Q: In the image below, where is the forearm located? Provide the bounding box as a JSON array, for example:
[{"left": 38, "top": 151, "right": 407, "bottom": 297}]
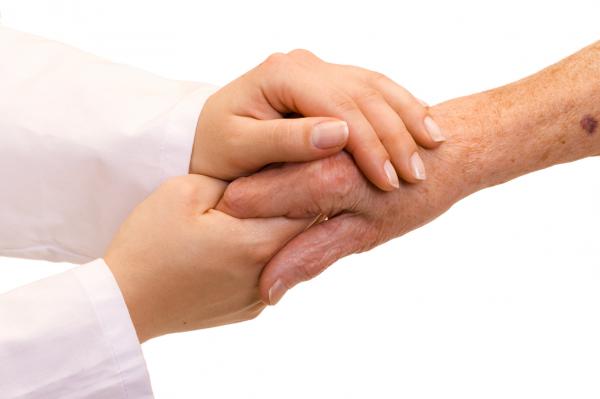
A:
[
  {"left": 0, "top": 27, "right": 213, "bottom": 263},
  {"left": 0, "top": 260, "right": 153, "bottom": 397},
  {"left": 432, "top": 41, "right": 600, "bottom": 196},
  {"left": 216, "top": 41, "right": 600, "bottom": 300}
]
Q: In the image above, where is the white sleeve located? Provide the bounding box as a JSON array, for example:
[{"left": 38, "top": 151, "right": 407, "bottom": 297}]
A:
[
  {"left": 0, "top": 26, "right": 217, "bottom": 263},
  {"left": 0, "top": 259, "right": 153, "bottom": 398}
]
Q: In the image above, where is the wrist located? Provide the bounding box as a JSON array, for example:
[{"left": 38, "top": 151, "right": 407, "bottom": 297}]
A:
[
  {"left": 104, "top": 256, "right": 155, "bottom": 343},
  {"left": 428, "top": 93, "right": 492, "bottom": 200},
  {"left": 431, "top": 43, "right": 600, "bottom": 198}
]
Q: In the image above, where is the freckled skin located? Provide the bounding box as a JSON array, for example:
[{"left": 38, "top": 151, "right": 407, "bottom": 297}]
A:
[{"left": 580, "top": 115, "right": 598, "bottom": 135}]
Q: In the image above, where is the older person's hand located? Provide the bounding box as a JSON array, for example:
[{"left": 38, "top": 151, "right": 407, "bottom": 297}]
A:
[
  {"left": 217, "top": 40, "right": 600, "bottom": 304},
  {"left": 217, "top": 105, "right": 470, "bottom": 304}
]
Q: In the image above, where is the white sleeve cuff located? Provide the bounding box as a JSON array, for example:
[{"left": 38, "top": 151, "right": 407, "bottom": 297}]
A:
[
  {"left": 73, "top": 259, "right": 154, "bottom": 399},
  {"left": 159, "top": 82, "right": 219, "bottom": 180},
  {"left": 0, "top": 259, "right": 154, "bottom": 398}
]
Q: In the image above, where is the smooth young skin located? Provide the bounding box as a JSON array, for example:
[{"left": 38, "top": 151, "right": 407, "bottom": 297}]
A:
[
  {"left": 191, "top": 49, "right": 445, "bottom": 189},
  {"left": 218, "top": 41, "right": 600, "bottom": 304},
  {"left": 104, "top": 175, "right": 310, "bottom": 342}
]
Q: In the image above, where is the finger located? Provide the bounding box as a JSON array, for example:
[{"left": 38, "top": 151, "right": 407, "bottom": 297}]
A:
[
  {"left": 355, "top": 93, "right": 426, "bottom": 183},
  {"left": 210, "top": 213, "right": 313, "bottom": 265},
  {"left": 368, "top": 74, "right": 446, "bottom": 148},
  {"left": 341, "top": 105, "right": 400, "bottom": 191},
  {"left": 216, "top": 152, "right": 366, "bottom": 219},
  {"left": 258, "top": 213, "right": 373, "bottom": 305},
  {"left": 243, "top": 216, "right": 312, "bottom": 248},
  {"left": 228, "top": 116, "right": 349, "bottom": 175},
  {"left": 204, "top": 211, "right": 312, "bottom": 276},
  {"left": 257, "top": 60, "right": 399, "bottom": 190}
]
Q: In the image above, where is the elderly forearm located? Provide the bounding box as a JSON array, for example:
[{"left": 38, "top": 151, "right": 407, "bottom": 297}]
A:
[{"left": 432, "top": 41, "right": 600, "bottom": 195}]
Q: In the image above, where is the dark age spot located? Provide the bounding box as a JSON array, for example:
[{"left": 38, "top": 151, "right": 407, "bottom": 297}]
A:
[{"left": 580, "top": 114, "right": 598, "bottom": 135}]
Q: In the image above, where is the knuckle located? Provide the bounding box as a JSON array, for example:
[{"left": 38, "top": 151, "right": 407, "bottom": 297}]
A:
[
  {"left": 161, "top": 176, "right": 199, "bottom": 199},
  {"left": 355, "top": 87, "right": 384, "bottom": 105},
  {"left": 367, "top": 71, "right": 390, "bottom": 86},
  {"left": 288, "top": 48, "right": 316, "bottom": 60},
  {"left": 220, "top": 178, "right": 251, "bottom": 215},
  {"left": 262, "top": 52, "right": 290, "bottom": 71},
  {"left": 297, "top": 262, "right": 316, "bottom": 282},
  {"left": 330, "top": 92, "right": 359, "bottom": 114},
  {"left": 296, "top": 257, "right": 327, "bottom": 282},
  {"left": 307, "top": 153, "right": 359, "bottom": 214}
]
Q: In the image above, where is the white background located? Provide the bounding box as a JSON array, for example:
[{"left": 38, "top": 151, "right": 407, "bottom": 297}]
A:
[{"left": 1, "top": 1, "right": 600, "bottom": 398}]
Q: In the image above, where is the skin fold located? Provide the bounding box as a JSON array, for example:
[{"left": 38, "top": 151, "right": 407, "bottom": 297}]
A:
[
  {"left": 218, "top": 41, "right": 600, "bottom": 305},
  {"left": 105, "top": 50, "right": 434, "bottom": 340},
  {"left": 191, "top": 49, "right": 443, "bottom": 189},
  {"left": 106, "top": 41, "right": 599, "bottom": 338},
  {"left": 105, "top": 175, "right": 311, "bottom": 342}
]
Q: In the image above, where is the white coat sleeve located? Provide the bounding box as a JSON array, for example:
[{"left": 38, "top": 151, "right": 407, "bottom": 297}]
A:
[
  {"left": 0, "top": 26, "right": 217, "bottom": 263},
  {"left": 0, "top": 259, "right": 153, "bottom": 398}
]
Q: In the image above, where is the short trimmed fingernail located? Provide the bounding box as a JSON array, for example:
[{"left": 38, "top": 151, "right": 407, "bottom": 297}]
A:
[
  {"left": 268, "top": 279, "right": 288, "bottom": 305},
  {"left": 417, "top": 98, "right": 429, "bottom": 107},
  {"left": 384, "top": 160, "right": 400, "bottom": 188},
  {"left": 311, "top": 120, "right": 349, "bottom": 149},
  {"left": 424, "top": 116, "right": 446, "bottom": 142},
  {"left": 410, "top": 152, "right": 427, "bottom": 180}
]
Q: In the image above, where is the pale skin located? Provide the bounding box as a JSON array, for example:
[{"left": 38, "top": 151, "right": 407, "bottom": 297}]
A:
[
  {"left": 218, "top": 41, "right": 600, "bottom": 305},
  {"left": 191, "top": 49, "right": 444, "bottom": 188},
  {"left": 106, "top": 41, "right": 599, "bottom": 340},
  {"left": 105, "top": 51, "right": 431, "bottom": 341},
  {"left": 105, "top": 175, "right": 311, "bottom": 342}
]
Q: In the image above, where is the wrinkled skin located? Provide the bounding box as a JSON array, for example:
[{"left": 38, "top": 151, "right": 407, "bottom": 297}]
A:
[
  {"left": 217, "top": 118, "right": 471, "bottom": 304},
  {"left": 221, "top": 41, "right": 600, "bottom": 305}
]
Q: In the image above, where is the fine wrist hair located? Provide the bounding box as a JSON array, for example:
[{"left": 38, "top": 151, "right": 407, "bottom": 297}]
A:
[{"left": 430, "top": 40, "right": 600, "bottom": 196}]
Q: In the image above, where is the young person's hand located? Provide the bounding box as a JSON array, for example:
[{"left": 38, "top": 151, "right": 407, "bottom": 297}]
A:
[
  {"left": 191, "top": 49, "right": 445, "bottom": 189},
  {"left": 104, "top": 175, "right": 310, "bottom": 342}
]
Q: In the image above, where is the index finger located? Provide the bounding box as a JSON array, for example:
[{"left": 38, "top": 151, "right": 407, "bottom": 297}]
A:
[
  {"left": 216, "top": 152, "right": 369, "bottom": 219},
  {"left": 256, "top": 54, "right": 399, "bottom": 191}
]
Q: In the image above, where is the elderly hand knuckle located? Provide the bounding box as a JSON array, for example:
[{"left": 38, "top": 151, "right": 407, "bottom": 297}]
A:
[{"left": 221, "top": 180, "right": 249, "bottom": 214}]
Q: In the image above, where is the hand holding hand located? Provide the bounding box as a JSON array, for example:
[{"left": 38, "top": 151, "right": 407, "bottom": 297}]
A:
[
  {"left": 217, "top": 102, "right": 477, "bottom": 304},
  {"left": 104, "top": 175, "right": 310, "bottom": 342},
  {"left": 191, "top": 49, "right": 444, "bottom": 189}
]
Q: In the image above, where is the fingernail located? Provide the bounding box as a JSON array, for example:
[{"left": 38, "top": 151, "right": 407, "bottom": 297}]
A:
[
  {"left": 311, "top": 120, "right": 349, "bottom": 149},
  {"left": 384, "top": 160, "right": 400, "bottom": 188},
  {"left": 417, "top": 98, "right": 429, "bottom": 107},
  {"left": 410, "top": 152, "right": 427, "bottom": 180},
  {"left": 424, "top": 116, "right": 446, "bottom": 142},
  {"left": 268, "top": 279, "right": 288, "bottom": 305}
]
